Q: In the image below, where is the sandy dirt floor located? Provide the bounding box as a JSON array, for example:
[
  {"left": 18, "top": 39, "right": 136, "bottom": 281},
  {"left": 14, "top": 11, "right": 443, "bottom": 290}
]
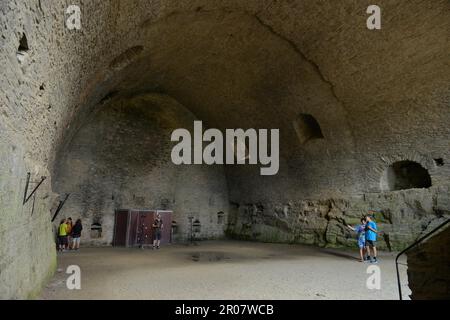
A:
[{"left": 40, "top": 240, "right": 411, "bottom": 300}]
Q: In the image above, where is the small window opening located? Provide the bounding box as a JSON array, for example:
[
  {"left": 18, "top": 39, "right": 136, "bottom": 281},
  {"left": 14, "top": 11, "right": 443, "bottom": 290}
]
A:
[
  {"left": 90, "top": 223, "right": 102, "bottom": 239},
  {"left": 293, "top": 113, "right": 324, "bottom": 145},
  {"left": 16, "top": 33, "right": 29, "bottom": 63},
  {"left": 217, "top": 212, "right": 225, "bottom": 225},
  {"left": 434, "top": 158, "right": 444, "bottom": 167},
  {"left": 171, "top": 220, "right": 178, "bottom": 234},
  {"left": 193, "top": 219, "right": 201, "bottom": 233},
  {"left": 18, "top": 33, "right": 29, "bottom": 52}
]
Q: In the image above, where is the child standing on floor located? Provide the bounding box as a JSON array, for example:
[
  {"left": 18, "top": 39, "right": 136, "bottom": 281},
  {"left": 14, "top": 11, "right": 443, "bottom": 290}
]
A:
[
  {"left": 365, "top": 214, "right": 379, "bottom": 263},
  {"left": 58, "top": 218, "right": 69, "bottom": 252},
  {"left": 347, "top": 218, "right": 367, "bottom": 262}
]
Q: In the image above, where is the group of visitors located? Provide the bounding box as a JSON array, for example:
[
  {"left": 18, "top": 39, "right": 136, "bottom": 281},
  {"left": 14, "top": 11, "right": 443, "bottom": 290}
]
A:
[
  {"left": 347, "top": 212, "right": 379, "bottom": 263},
  {"left": 57, "top": 217, "right": 83, "bottom": 252},
  {"left": 57, "top": 214, "right": 161, "bottom": 252}
]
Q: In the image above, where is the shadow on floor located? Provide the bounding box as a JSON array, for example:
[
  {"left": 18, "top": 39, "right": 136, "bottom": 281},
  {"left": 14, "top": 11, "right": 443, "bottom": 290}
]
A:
[{"left": 319, "top": 249, "right": 360, "bottom": 261}]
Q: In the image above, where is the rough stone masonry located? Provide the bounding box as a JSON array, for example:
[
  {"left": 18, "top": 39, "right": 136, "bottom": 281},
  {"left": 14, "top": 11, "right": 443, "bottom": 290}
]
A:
[{"left": 0, "top": 0, "right": 449, "bottom": 299}]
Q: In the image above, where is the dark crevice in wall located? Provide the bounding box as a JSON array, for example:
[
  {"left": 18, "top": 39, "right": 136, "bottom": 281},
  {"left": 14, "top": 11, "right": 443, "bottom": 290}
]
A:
[
  {"left": 293, "top": 113, "right": 324, "bottom": 145},
  {"left": 434, "top": 158, "right": 444, "bottom": 166},
  {"left": 99, "top": 90, "right": 119, "bottom": 104},
  {"left": 16, "top": 33, "right": 29, "bottom": 63},
  {"left": 38, "top": 0, "right": 44, "bottom": 14},
  {"left": 18, "top": 33, "right": 29, "bottom": 52}
]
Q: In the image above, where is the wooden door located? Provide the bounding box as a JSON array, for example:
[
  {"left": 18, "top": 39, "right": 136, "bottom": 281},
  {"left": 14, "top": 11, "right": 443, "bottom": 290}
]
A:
[
  {"left": 136, "top": 210, "right": 156, "bottom": 247},
  {"left": 127, "top": 210, "right": 140, "bottom": 247},
  {"left": 157, "top": 210, "right": 172, "bottom": 244},
  {"left": 113, "top": 209, "right": 173, "bottom": 247},
  {"left": 113, "top": 210, "right": 129, "bottom": 247}
]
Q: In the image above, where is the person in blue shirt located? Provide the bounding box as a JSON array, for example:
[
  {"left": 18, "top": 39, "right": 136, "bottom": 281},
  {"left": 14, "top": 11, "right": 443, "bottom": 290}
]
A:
[
  {"left": 365, "top": 214, "right": 379, "bottom": 263},
  {"left": 347, "top": 218, "right": 367, "bottom": 262}
]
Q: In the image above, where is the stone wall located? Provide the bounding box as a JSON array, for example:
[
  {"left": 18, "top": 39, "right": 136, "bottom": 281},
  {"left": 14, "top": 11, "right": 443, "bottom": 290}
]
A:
[
  {"left": 0, "top": 137, "right": 57, "bottom": 299},
  {"left": 227, "top": 187, "right": 450, "bottom": 250},
  {"left": 1, "top": 0, "right": 449, "bottom": 299},
  {"left": 0, "top": 0, "right": 61, "bottom": 299},
  {"left": 53, "top": 93, "right": 229, "bottom": 244}
]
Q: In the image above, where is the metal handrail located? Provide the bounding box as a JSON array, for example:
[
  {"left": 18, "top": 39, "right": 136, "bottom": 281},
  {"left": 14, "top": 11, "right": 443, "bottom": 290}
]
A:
[{"left": 395, "top": 218, "right": 450, "bottom": 300}]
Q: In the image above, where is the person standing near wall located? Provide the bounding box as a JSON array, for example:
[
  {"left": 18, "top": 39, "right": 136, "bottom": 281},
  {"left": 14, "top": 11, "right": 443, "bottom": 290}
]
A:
[
  {"left": 347, "top": 218, "right": 367, "bottom": 262},
  {"left": 365, "top": 214, "right": 379, "bottom": 263},
  {"left": 152, "top": 213, "right": 163, "bottom": 250},
  {"left": 66, "top": 217, "right": 73, "bottom": 250},
  {"left": 58, "top": 218, "right": 69, "bottom": 252},
  {"left": 71, "top": 219, "right": 83, "bottom": 250}
]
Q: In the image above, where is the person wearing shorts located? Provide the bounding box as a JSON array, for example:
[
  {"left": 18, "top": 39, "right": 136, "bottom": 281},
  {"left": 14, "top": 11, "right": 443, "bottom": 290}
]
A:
[
  {"left": 365, "top": 213, "right": 379, "bottom": 263},
  {"left": 347, "top": 218, "right": 367, "bottom": 262},
  {"left": 152, "top": 214, "right": 163, "bottom": 250},
  {"left": 58, "top": 218, "right": 68, "bottom": 252},
  {"left": 71, "top": 219, "right": 83, "bottom": 250}
]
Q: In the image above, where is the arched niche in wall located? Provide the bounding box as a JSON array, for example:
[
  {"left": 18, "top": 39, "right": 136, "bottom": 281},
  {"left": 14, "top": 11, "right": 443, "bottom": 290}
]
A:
[
  {"left": 293, "top": 113, "right": 324, "bottom": 145},
  {"left": 380, "top": 160, "right": 432, "bottom": 191}
]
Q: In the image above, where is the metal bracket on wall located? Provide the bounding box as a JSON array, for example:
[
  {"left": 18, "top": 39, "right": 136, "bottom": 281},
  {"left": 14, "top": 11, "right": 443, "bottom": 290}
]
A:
[
  {"left": 51, "top": 193, "right": 70, "bottom": 222},
  {"left": 30, "top": 192, "right": 36, "bottom": 216},
  {"left": 23, "top": 172, "right": 47, "bottom": 205}
]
